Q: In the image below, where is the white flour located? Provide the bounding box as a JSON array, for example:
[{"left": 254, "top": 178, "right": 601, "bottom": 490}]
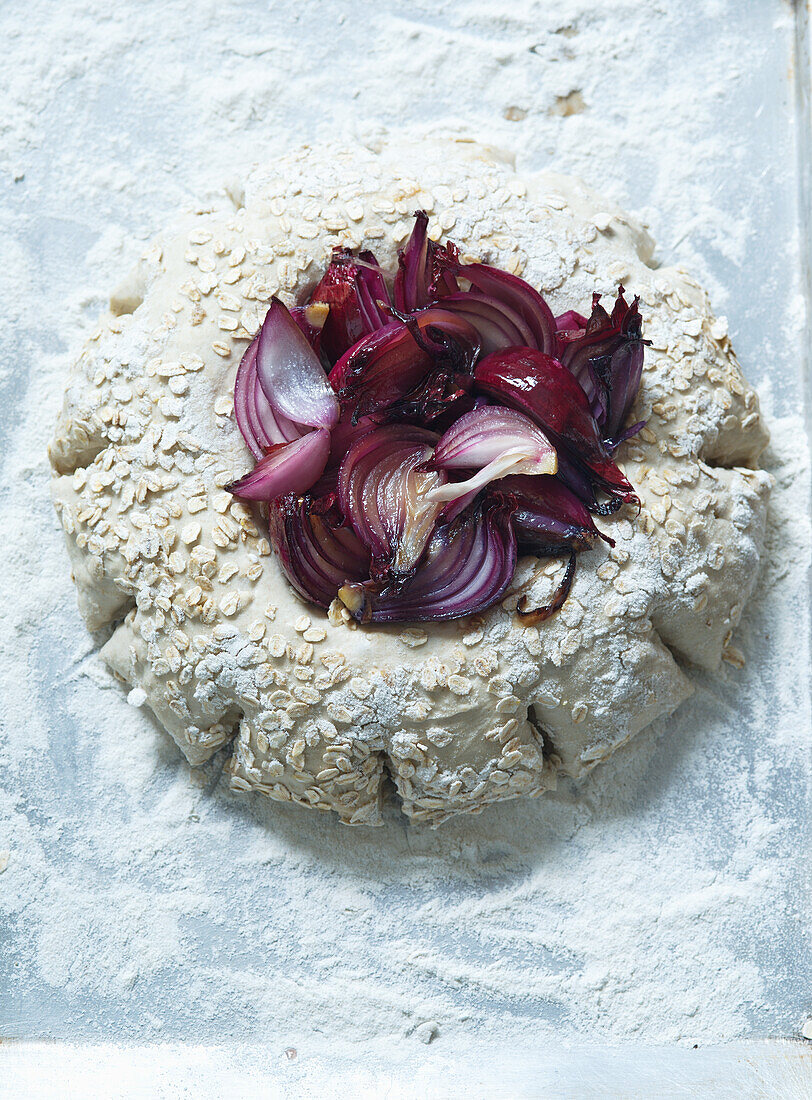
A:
[{"left": 0, "top": 0, "right": 809, "bottom": 1055}]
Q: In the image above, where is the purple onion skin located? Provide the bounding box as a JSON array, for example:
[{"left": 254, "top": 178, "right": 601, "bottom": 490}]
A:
[
  {"left": 226, "top": 429, "right": 330, "bottom": 502},
  {"left": 555, "top": 309, "right": 588, "bottom": 334},
  {"left": 256, "top": 297, "right": 339, "bottom": 430},
  {"left": 233, "top": 339, "right": 263, "bottom": 459},
  {"left": 605, "top": 339, "right": 644, "bottom": 443},
  {"left": 474, "top": 348, "right": 636, "bottom": 503},
  {"left": 329, "top": 312, "right": 479, "bottom": 423}
]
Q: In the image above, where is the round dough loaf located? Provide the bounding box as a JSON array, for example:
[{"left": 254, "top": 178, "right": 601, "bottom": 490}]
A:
[{"left": 49, "top": 138, "right": 771, "bottom": 826}]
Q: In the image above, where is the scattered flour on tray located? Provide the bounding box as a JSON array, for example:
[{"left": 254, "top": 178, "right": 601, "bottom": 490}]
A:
[{"left": 0, "top": 0, "right": 809, "bottom": 1052}]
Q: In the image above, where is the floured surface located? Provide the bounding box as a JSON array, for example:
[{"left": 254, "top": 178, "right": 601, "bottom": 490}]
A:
[{"left": 0, "top": 0, "right": 809, "bottom": 1058}]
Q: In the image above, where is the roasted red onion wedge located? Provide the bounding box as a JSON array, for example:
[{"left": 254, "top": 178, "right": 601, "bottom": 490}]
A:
[
  {"left": 427, "top": 290, "right": 535, "bottom": 356},
  {"left": 426, "top": 406, "right": 557, "bottom": 503},
  {"left": 329, "top": 321, "right": 431, "bottom": 416},
  {"left": 233, "top": 338, "right": 264, "bottom": 460},
  {"left": 338, "top": 424, "right": 446, "bottom": 578},
  {"left": 310, "top": 248, "right": 390, "bottom": 362},
  {"left": 447, "top": 259, "right": 557, "bottom": 355},
  {"left": 399, "top": 307, "right": 481, "bottom": 373},
  {"left": 234, "top": 337, "right": 304, "bottom": 459},
  {"left": 328, "top": 412, "right": 384, "bottom": 468},
  {"left": 496, "top": 475, "right": 613, "bottom": 553},
  {"left": 226, "top": 429, "right": 330, "bottom": 501},
  {"left": 555, "top": 309, "right": 589, "bottom": 337},
  {"left": 354, "top": 251, "right": 391, "bottom": 329},
  {"left": 257, "top": 297, "right": 339, "bottom": 429},
  {"left": 393, "top": 210, "right": 459, "bottom": 312},
  {"left": 474, "top": 348, "right": 636, "bottom": 503},
  {"left": 268, "top": 494, "right": 370, "bottom": 608},
  {"left": 559, "top": 287, "right": 645, "bottom": 443},
  {"left": 338, "top": 504, "right": 517, "bottom": 623},
  {"left": 251, "top": 367, "right": 303, "bottom": 446},
  {"left": 329, "top": 311, "right": 479, "bottom": 421}
]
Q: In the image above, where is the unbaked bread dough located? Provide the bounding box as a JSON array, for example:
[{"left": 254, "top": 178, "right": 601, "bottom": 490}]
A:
[{"left": 49, "top": 138, "right": 771, "bottom": 826}]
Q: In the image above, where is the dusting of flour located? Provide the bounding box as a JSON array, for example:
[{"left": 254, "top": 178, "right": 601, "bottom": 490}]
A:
[{"left": 0, "top": 0, "right": 809, "bottom": 1055}]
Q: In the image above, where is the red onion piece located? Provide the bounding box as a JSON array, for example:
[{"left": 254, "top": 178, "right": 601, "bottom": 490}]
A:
[
  {"left": 495, "top": 474, "right": 613, "bottom": 553},
  {"left": 474, "top": 348, "right": 636, "bottom": 502},
  {"left": 269, "top": 495, "right": 370, "bottom": 608},
  {"left": 338, "top": 424, "right": 446, "bottom": 578},
  {"left": 447, "top": 260, "right": 557, "bottom": 355},
  {"left": 329, "top": 310, "right": 479, "bottom": 421},
  {"left": 355, "top": 251, "right": 391, "bottom": 331},
  {"left": 328, "top": 412, "right": 384, "bottom": 468},
  {"left": 310, "top": 249, "right": 391, "bottom": 363},
  {"left": 227, "top": 429, "right": 330, "bottom": 501},
  {"left": 559, "top": 287, "right": 645, "bottom": 441},
  {"left": 338, "top": 504, "right": 517, "bottom": 623},
  {"left": 400, "top": 307, "right": 481, "bottom": 373},
  {"left": 438, "top": 484, "right": 482, "bottom": 524},
  {"left": 251, "top": 368, "right": 303, "bottom": 446},
  {"left": 426, "top": 406, "right": 557, "bottom": 503},
  {"left": 428, "top": 290, "right": 535, "bottom": 355},
  {"left": 329, "top": 321, "right": 430, "bottom": 413},
  {"left": 234, "top": 337, "right": 304, "bottom": 459},
  {"left": 393, "top": 211, "right": 459, "bottom": 312},
  {"left": 233, "top": 339, "right": 264, "bottom": 460},
  {"left": 257, "top": 297, "right": 339, "bottom": 429},
  {"left": 290, "top": 302, "right": 329, "bottom": 357},
  {"left": 555, "top": 309, "right": 588, "bottom": 334}
]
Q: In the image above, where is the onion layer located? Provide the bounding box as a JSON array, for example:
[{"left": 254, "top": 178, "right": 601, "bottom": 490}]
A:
[
  {"left": 339, "top": 505, "right": 517, "bottom": 622},
  {"left": 234, "top": 337, "right": 304, "bottom": 459},
  {"left": 268, "top": 494, "right": 370, "bottom": 608},
  {"left": 257, "top": 297, "right": 339, "bottom": 429},
  {"left": 226, "top": 429, "right": 330, "bottom": 501},
  {"left": 495, "top": 475, "right": 613, "bottom": 554},
  {"left": 559, "top": 287, "right": 645, "bottom": 443},
  {"left": 338, "top": 424, "right": 446, "bottom": 578},
  {"left": 448, "top": 259, "right": 557, "bottom": 355},
  {"left": 329, "top": 310, "right": 480, "bottom": 423},
  {"left": 310, "top": 248, "right": 391, "bottom": 363},
  {"left": 393, "top": 211, "right": 459, "bottom": 312}
]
